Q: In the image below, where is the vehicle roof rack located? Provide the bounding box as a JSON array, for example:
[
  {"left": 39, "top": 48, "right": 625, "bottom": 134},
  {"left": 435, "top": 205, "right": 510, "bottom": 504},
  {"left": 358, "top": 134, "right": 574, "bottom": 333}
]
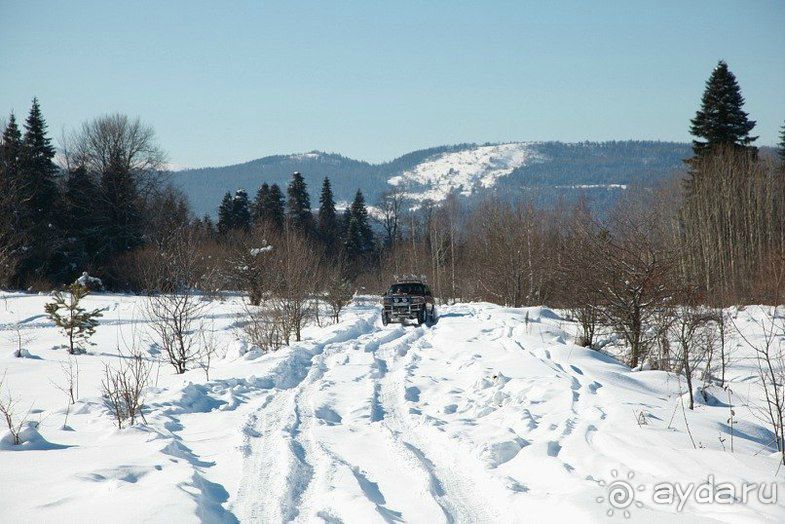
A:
[{"left": 393, "top": 274, "right": 427, "bottom": 284}]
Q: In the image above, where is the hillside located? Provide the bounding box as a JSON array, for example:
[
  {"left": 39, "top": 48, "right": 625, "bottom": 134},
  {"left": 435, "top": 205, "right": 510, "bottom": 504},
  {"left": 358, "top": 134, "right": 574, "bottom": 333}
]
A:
[
  {"left": 171, "top": 141, "right": 691, "bottom": 217},
  {"left": 1, "top": 294, "right": 782, "bottom": 522}
]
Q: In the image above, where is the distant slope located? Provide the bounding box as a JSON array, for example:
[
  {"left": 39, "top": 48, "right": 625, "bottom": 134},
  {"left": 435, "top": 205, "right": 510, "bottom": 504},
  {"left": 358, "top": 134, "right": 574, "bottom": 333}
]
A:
[{"left": 171, "top": 141, "right": 691, "bottom": 217}]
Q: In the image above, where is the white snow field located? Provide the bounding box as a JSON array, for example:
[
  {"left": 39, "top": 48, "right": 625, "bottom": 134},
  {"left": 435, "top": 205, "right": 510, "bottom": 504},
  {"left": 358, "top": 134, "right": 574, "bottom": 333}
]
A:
[
  {"left": 1, "top": 293, "right": 784, "bottom": 523},
  {"left": 387, "top": 143, "right": 541, "bottom": 203}
]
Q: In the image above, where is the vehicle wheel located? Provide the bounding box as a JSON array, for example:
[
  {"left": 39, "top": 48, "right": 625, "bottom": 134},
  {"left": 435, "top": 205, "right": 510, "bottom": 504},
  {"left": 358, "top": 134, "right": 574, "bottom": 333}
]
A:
[
  {"left": 417, "top": 309, "right": 425, "bottom": 326},
  {"left": 426, "top": 307, "right": 436, "bottom": 326},
  {"left": 381, "top": 312, "right": 389, "bottom": 326}
]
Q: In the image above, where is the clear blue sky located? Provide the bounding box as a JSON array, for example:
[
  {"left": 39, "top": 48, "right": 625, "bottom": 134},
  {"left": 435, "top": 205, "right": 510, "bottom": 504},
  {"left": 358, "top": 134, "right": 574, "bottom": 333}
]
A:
[{"left": 2, "top": 1, "right": 784, "bottom": 168}]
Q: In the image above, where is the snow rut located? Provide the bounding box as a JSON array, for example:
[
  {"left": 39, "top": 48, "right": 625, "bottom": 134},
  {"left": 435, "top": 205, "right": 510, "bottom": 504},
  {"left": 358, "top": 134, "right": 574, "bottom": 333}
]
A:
[{"left": 233, "top": 303, "right": 621, "bottom": 523}]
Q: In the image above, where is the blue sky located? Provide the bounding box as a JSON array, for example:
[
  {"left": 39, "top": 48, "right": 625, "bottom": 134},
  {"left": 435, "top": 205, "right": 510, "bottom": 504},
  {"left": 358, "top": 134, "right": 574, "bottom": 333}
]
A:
[{"left": 2, "top": 1, "right": 784, "bottom": 168}]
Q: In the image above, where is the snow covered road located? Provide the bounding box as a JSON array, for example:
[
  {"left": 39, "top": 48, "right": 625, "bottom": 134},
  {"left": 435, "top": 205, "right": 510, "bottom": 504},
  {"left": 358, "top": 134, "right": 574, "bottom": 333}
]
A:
[{"left": 1, "top": 295, "right": 784, "bottom": 523}]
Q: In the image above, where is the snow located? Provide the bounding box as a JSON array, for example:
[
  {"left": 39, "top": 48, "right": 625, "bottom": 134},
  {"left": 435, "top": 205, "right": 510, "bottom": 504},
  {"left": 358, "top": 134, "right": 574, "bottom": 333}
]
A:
[
  {"left": 1, "top": 294, "right": 784, "bottom": 522},
  {"left": 388, "top": 143, "right": 542, "bottom": 203},
  {"left": 553, "top": 184, "right": 628, "bottom": 190}
]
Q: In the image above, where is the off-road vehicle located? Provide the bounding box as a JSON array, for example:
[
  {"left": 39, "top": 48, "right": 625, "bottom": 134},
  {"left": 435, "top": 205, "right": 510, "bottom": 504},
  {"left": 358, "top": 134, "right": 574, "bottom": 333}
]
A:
[{"left": 381, "top": 275, "right": 436, "bottom": 326}]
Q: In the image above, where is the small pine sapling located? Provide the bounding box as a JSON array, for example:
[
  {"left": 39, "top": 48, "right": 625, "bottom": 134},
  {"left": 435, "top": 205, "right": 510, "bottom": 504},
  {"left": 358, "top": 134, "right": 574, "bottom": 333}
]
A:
[{"left": 45, "top": 283, "right": 103, "bottom": 355}]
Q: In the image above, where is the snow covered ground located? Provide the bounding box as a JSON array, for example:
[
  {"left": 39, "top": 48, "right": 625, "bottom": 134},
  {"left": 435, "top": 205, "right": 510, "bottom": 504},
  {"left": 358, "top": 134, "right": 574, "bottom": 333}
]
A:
[{"left": 1, "top": 293, "right": 783, "bottom": 523}]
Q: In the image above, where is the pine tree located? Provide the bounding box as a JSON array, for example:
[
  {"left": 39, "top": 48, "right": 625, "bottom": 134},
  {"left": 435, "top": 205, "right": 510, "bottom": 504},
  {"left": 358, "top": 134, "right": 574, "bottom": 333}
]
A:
[
  {"left": 62, "top": 166, "right": 103, "bottom": 275},
  {"left": 286, "top": 171, "right": 314, "bottom": 233},
  {"left": 217, "top": 192, "right": 234, "bottom": 234},
  {"left": 690, "top": 61, "right": 757, "bottom": 159},
  {"left": 18, "top": 99, "right": 63, "bottom": 284},
  {"left": 21, "top": 98, "right": 60, "bottom": 218},
  {"left": 45, "top": 283, "right": 103, "bottom": 355},
  {"left": 349, "top": 189, "right": 374, "bottom": 253},
  {"left": 252, "top": 183, "right": 270, "bottom": 223},
  {"left": 217, "top": 189, "right": 251, "bottom": 233},
  {"left": 343, "top": 189, "right": 374, "bottom": 262},
  {"left": 779, "top": 120, "right": 785, "bottom": 163},
  {"left": 232, "top": 189, "right": 251, "bottom": 231},
  {"left": 99, "top": 163, "right": 142, "bottom": 259},
  {"left": 343, "top": 216, "right": 364, "bottom": 261},
  {"left": 1, "top": 115, "right": 24, "bottom": 287},
  {"left": 265, "top": 183, "right": 286, "bottom": 231},
  {"left": 1, "top": 114, "right": 23, "bottom": 232},
  {"left": 318, "top": 177, "right": 339, "bottom": 254}
]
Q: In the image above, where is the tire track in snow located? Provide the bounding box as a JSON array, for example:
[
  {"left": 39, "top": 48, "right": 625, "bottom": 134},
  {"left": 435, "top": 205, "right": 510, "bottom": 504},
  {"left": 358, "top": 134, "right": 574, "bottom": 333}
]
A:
[
  {"left": 233, "top": 317, "right": 422, "bottom": 522},
  {"left": 375, "top": 319, "right": 504, "bottom": 523}
]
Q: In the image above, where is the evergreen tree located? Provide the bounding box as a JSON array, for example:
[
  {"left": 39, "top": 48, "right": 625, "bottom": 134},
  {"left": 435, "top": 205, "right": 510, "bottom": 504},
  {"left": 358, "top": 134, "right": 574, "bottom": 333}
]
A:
[
  {"left": 231, "top": 189, "right": 251, "bottom": 231},
  {"left": 217, "top": 192, "right": 234, "bottom": 234},
  {"left": 779, "top": 120, "right": 785, "bottom": 163},
  {"left": 349, "top": 189, "right": 374, "bottom": 253},
  {"left": 1, "top": 113, "right": 23, "bottom": 182},
  {"left": 343, "top": 216, "right": 364, "bottom": 261},
  {"left": 21, "top": 98, "right": 60, "bottom": 219},
  {"left": 318, "top": 177, "right": 339, "bottom": 254},
  {"left": 62, "top": 166, "right": 103, "bottom": 277},
  {"left": 44, "top": 283, "right": 103, "bottom": 355},
  {"left": 1, "top": 114, "right": 23, "bottom": 232},
  {"left": 0, "top": 115, "right": 24, "bottom": 287},
  {"left": 217, "top": 189, "right": 251, "bottom": 233},
  {"left": 343, "top": 189, "right": 374, "bottom": 260},
  {"left": 99, "top": 163, "right": 142, "bottom": 259},
  {"left": 265, "top": 183, "right": 286, "bottom": 231},
  {"left": 286, "top": 171, "right": 314, "bottom": 232},
  {"left": 689, "top": 61, "right": 757, "bottom": 159},
  {"left": 18, "top": 99, "right": 63, "bottom": 283},
  {"left": 252, "top": 183, "right": 270, "bottom": 223}
]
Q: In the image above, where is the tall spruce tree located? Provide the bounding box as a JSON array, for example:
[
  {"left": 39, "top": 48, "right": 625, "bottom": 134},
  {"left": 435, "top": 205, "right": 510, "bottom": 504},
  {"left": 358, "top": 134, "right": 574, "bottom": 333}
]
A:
[
  {"left": 19, "top": 99, "right": 62, "bottom": 283},
  {"left": 1, "top": 114, "right": 23, "bottom": 231},
  {"left": 217, "top": 192, "right": 234, "bottom": 234},
  {"left": 1, "top": 115, "right": 24, "bottom": 287},
  {"left": 252, "top": 183, "right": 270, "bottom": 223},
  {"left": 62, "top": 166, "right": 103, "bottom": 273},
  {"left": 217, "top": 189, "right": 251, "bottom": 233},
  {"left": 265, "top": 183, "right": 286, "bottom": 231},
  {"left": 232, "top": 189, "right": 251, "bottom": 231},
  {"left": 779, "top": 121, "right": 785, "bottom": 163},
  {"left": 690, "top": 61, "right": 757, "bottom": 159},
  {"left": 21, "top": 98, "right": 60, "bottom": 219},
  {"left": 286, "top": 171, "right": 314, "bottom": 233},
  {"left": 99, "top": 162, "right": 142, "bottom": 259},
  {"left": 318, "top": 177, "right": 339, "bottom": 254},
  {"left": 344, "top": 189, "right": 374, "bottom": 258}
]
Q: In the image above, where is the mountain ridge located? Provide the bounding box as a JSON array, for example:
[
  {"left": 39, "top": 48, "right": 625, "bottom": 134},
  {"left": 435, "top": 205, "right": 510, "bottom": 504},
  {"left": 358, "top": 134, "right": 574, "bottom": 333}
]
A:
[{"left": 170, "top": 140, "right": 693, "bottom": 217}]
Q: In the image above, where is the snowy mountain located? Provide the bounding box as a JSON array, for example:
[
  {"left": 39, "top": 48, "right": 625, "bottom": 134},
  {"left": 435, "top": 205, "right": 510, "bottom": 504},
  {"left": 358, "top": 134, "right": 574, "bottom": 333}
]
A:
[
  {"left": 170, "top": 141, "right": 691, "bottom": 217},
  {"left": 1, "top": 294, "right": 782, "bottom": 522},
  {"left": 388, "top": 142, "right": 543, "bottom": 202}
]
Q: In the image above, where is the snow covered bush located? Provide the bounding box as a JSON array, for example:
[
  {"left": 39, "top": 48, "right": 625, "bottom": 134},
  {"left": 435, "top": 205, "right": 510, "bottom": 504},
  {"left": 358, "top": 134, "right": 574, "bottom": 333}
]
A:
[
  {"left": 44, "top": 283, "right": 103, "bottom": 355},
  {"left": 75, "top": 271, "right": 103, "bottom": 291}
]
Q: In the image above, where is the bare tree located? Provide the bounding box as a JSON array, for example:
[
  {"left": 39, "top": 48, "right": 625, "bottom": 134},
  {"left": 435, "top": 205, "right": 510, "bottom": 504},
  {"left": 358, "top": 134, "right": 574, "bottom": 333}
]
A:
[
  {"left": 323, "top": 260, "right": 354, "bottom": 323},
  {"left": 242, "top": 304, "right": 285, "bottom": 353},
  {"left": 50, "top": 356, "right": 80, "bottom": 428},
  {"left": 667, "top": 304, "right": 713, "bottom": 410},
  {"left": 64, "top": 113, "right": 166, "bottom": 190},
  {"left": 266, "top": 227, "right": 323, "bottom": 343},
  {"left": 377, "top": 188, "right": 405, "bottom": 247},
  {"left": 583, "top": 204, "right": 675, "bottom": 368},
  {"left": 101, "top": 352, "right": 151, "bottom": 429},
  {"left": 144, "top": 232, "right": 207, "bottom": 374},
  {"left": 0, "top": 372, "right": 32, "bottom": 445}
]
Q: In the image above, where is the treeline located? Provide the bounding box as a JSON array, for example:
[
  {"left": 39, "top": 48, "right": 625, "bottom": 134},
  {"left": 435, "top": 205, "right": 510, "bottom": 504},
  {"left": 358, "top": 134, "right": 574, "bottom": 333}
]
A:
[{"left": 0, "top": 100, "right": 188, "bottom": 289}]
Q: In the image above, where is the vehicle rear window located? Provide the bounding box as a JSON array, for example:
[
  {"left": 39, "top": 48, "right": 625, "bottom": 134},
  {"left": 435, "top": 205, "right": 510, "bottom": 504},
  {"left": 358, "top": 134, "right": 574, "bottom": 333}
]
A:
[{"left": 390, "top": 283, "right": 427, "bottom": 295}]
